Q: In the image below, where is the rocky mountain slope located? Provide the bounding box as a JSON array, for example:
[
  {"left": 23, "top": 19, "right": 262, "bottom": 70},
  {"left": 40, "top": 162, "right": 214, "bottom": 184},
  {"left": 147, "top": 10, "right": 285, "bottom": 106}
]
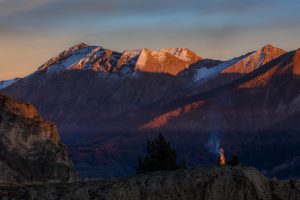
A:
[
  {"left": 139, "top": 49, "right": 300, "bottom": 178},
  {"left": 0, "top": 93, "right": 77, "bottom": 183},
  {"left": 36, "top": 43, "right": 201, "bottom": 76},
  {"left": 180, "top": 44, "right": 286, "bottom": 95},
  {"left": 2, "top": 44, "right": 283, "bottom": 134},
  {"left": 0, "top": 78, "right": 20, "bottom": 90},
  {"left": 134, "top": 48, "right": 201, "bottom": 75},
  {"left": 1, "top": 44, "right": 204, "bottom": 135},
  {"left": 222, "top": 44, "right": 286, "bottom": 74},
  {"left": 1, "top": 44, "right": 299, "bottom": 179},
  {"left": 0, "top": 166, "right": 298, "bottom": 200},
  {"left": 145, "top": 49, "right": 300, "bottom": 132}
]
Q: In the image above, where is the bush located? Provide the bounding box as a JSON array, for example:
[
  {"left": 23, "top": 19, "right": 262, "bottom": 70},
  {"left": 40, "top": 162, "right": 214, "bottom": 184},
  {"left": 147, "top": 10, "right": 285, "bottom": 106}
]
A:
[{"left": 136, "top": 133, "right": 185, "bottom": 174}]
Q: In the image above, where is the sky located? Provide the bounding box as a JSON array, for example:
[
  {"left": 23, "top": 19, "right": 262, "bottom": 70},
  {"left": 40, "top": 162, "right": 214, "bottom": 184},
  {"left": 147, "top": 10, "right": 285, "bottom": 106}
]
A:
[{"left": 0, "top": 0, "right": 300, "bottom": 80}]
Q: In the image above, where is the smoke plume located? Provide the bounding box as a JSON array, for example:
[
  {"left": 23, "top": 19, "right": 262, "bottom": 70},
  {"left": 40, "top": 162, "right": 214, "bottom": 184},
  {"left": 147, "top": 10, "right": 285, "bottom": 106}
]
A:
[{"left": 206, "top": 131, "right": 220, "bottom": 156}]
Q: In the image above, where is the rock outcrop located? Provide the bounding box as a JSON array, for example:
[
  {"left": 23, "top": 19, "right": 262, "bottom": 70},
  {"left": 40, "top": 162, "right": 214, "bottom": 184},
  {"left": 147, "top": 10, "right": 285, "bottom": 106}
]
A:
[
  {"left": 0, "top": 167, "right": 298, "bottom": 200},
  {"left": 0, "top": 93, "right": 77, "bottom": 183},
  {"left": 135, "top": 48, "right": 201, "bottom": 75}
]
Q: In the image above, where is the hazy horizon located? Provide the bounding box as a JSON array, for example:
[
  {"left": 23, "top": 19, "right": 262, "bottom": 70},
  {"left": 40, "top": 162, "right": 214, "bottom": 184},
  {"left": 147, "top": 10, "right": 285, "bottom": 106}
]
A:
[{"left": 1, "top": 0, "right": 300, "bottom": 80}]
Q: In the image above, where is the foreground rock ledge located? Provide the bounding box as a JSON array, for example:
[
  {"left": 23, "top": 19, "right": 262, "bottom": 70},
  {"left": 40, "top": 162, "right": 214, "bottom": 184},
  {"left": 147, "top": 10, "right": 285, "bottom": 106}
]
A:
[
  {"left": 0, "top": 93, "right": 77, "bottom": 183},
  {"left": 0, "top": 166, "right": 299, "bottom": 200}
]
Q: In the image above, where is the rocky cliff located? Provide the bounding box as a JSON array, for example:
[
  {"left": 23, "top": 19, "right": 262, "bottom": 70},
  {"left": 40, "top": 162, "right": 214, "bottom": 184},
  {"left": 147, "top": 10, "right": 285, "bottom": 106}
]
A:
[
  {"left": 0, "top": 93, "right": 77, "bottom": 183},
  {"left": 0, "top": 166, "right": 298, "bottom": 200}
]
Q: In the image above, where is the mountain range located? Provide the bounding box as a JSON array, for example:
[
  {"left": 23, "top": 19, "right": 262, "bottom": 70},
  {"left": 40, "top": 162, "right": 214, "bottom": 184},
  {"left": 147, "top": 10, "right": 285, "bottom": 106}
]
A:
[{"left": 1, "top": 43, "right": 299, "bottom": 178}]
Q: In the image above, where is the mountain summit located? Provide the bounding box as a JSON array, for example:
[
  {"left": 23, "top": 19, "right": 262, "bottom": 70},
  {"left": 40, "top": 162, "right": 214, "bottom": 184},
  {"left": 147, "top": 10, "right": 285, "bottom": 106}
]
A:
[
  {"left": 36, "top": 44, "right": 201, "bottom": 76},
  {"left": 135, "top": 48, "right": 201, "bottom": 75},
  {"left": 222, "top": 44, "right": 286, "bottom": 74}
]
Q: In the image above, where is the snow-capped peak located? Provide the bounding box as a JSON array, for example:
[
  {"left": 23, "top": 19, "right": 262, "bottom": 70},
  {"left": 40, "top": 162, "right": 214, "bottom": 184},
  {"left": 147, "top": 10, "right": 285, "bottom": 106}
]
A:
[
  {"left": 193, "top": 56, "right": 245, "bottom": 83},
  {"left": 222, "top": 44, "right": 286, "bottom": 74},
  {"left": 37, "top": 43, "right": 97, "bottom": 75},
  {"left": 30, "top": 43, "right": 287, "bottom": 81},
  {"left": 117, "top": 49, "right": 141, "bottom": 67},
  {"left": 192, "top": 44, "right": 286, "bottom": 84},
  {"left": 159, "top": 48, "right": 202, "bottom": 62},
  {"left": 133, "top": 48, "right": 202, "bottom": 75},
  {"left": 33, "top": 44, "right": 202, "bottom": 77},
  {"left": 70, "top": 47, "right": 123, "bottom": 72},
  {"left": 67, "top": 43, "right": 90, "bottom": 51}
]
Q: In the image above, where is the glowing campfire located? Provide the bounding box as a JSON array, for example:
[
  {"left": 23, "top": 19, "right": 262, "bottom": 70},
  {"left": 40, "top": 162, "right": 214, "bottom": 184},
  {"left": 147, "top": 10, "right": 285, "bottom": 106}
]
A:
[{"left": 218, "top": 147, "right": 226, "bottom": 165}]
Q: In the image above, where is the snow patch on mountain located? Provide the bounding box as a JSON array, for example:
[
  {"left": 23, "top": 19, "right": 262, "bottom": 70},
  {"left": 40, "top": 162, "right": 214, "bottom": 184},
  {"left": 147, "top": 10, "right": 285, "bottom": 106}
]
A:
[
  {"left": 222, "top": 45, "right": 286, "bottom": 74},
  {"left": 192, "top": 45, "right": 286, "bottom": 84},
  {"left": 118, "top": 50, "right": 141, "bottom": 68},
  {"left": 69, "top": 47, "right": 122, "bottom": 72},
  {"left": 159, "top": 48, "right": 201, "bottom": 62},
  {"left": 134, "top": 48, "right": 201, "bottom": 75},
  {"left": 193, "top": 56, "right": 246, "bottom": 82},
  {"left": 37, "top": 43, "right": 97, "bottom": 75},
  {"left": 0, "top": 78, "right": 20, "bottom": 90}
]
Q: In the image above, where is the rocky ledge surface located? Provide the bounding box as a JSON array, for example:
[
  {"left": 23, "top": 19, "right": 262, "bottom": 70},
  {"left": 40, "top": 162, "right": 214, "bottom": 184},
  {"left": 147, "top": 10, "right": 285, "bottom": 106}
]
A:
[
  {"left": 0, "top": 166, "right": 298, "bottom": 200},
  {"left": 0, "top": 93, "right": 77, "bottom": 183}
]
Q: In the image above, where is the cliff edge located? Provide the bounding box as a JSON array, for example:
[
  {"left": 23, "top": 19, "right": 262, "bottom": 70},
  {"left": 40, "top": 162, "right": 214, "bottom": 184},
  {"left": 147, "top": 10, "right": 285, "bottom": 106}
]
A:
[
  {"left": 0, "top": 93, "right": 77, "bottom": 183},
  {"left": 0, "top": 166, "right": 298, "bottom": 200}
]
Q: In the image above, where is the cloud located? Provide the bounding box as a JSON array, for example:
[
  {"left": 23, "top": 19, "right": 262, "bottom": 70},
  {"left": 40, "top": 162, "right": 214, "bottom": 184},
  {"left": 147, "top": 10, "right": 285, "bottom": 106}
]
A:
[
  {"left": 1, "top": 0, "right": 300, "bottom": 43},
  {"left": 2, "top": 0, "right": 298, "bottom": 33},
  {"left": 0, "top": 0, "right": 300, "bottom": 79},
  {"left": 6, "top": 0, "right": 266, "bottom": 19},
  {"left": 0, "top": 0, "right": 56, "bottom": 16}
]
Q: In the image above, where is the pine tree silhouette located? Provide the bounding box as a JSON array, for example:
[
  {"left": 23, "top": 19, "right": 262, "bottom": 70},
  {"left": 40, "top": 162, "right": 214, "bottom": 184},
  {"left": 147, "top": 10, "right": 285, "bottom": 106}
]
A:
[{"left": 136, "top": 133, "right": 185, "bottom": 173}]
